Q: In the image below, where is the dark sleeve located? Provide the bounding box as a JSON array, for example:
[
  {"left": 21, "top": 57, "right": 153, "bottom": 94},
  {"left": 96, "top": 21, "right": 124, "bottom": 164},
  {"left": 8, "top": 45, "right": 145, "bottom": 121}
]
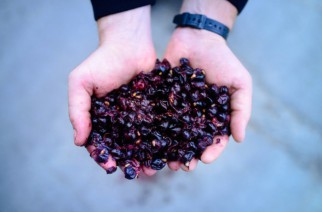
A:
[
  {"left": 226, "top": 0, "right": 248, "bottom": 14},
  {"left": 90, "top": 0, "right": 156, "bottom": 21}
]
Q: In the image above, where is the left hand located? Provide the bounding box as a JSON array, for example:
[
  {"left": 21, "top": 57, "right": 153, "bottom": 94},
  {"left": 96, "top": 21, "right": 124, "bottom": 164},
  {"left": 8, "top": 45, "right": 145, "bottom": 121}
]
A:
[{"left": 164, "top": 27, "right": 252, "bottom": 171}]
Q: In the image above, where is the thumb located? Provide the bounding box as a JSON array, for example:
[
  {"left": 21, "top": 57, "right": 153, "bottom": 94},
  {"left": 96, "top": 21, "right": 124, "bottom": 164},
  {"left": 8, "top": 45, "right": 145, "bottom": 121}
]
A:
[
  {"left": 68, "top": 70, "right": 93, "bottom": 146},
  {"left": 230, "top": 76, "right": 252, "bottom": 142}
]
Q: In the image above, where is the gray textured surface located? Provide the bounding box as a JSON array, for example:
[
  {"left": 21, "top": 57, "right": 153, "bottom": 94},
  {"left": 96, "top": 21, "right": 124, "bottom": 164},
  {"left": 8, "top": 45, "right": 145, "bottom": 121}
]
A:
[{"left": 1, "top": 0, "right": 322, "bottom": 211}]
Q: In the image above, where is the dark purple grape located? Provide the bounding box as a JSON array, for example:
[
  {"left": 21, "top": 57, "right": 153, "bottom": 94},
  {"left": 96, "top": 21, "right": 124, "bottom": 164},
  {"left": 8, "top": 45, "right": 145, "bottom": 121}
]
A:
[
  {"left": 217, "top": 113, "right": 227, "bottom": 123},
  {"left": 151, "top": 158, "right": 166, "bottom": 170},
  {"left": 140, "top": 126, "right": 151, "bottom": 136},
  {"left": 106, "top": 166, "right": 117, "bottom": 174},
  {"left": 191, "top": 81, "right": 205, "bottom": 88},
  {"left": 209, "top": 84, "right": 219, "bottom": 96},
  {"left": 220, "top": 126, "right": 230, "bottom": 135},
  {"left": 124, "top": 129, "right": 137, "bottom": 141},
  {"left": 191, "top": 72, "right": 205, "bottom": 81},
  {"left": 120, "top": 84, "right": 130, "bottom": 93},
  {"left": 217, "top": 94, "right": 229, "bottom": 105},
  {"left": 181, "top": 151, "right": 195, "bottom": 166},
  {"left": 220, "top": 86, "right": 229, "bottom": 94},
  {"left": 96, "top": 147, "right": 109, "bottom": 163},
  {"left": 184, "top": 83, "right": 191, "bottom": 91},
  {"left": 220, "top": 104, "right": 229, "bottom": 112},
  {"left": 187, "top": 141, "right": 198, "bottom": 151},
  {"left": 207, "top": 106, "right": 218, "bottom": 117},
  {"left": 102, "top": 136, "right": 113, "bottom": 146},
  {"left": 171, "top": 127, "right": 182, "bottom": 135},
  {"left": 87, "top": 58, "right": 231, "bottom": 180},
  {"left": 111, "top": 149, "right": 125, "bottom": 160},
  {"left": 124, "top": 165, "right": 137, "bottom": 179},
  {"left": 155, "top": 59, "right": 171, "bottom": 75},
  {"left": 87, "top": 132, "right": 102, "bottom": 145},
  {"left": 182, "top": 115, "right": 191, "bottom": 123},
  {"left": 206, "top": 122, "right": 217, "bottom": 133},
  {"left": 180, "top": 58, "right": 190, "bottom": 65},
  {"left": 191, "top": 90, "right": 200, "bottom": 102},
  {"left": 159, "top": 121, "right": 169, "bottom": 129},
  {"left": 126, "top": 149, "right": 133, "bottom": 158},
  {"left": 182, "top": 130, "right": 191, "bottom": 140},
  {"left": 133, "top": 79, "right": 146, "bottom": 90},
  {"left": 193, "top": 101, "right": 205, "bottom": 108}
]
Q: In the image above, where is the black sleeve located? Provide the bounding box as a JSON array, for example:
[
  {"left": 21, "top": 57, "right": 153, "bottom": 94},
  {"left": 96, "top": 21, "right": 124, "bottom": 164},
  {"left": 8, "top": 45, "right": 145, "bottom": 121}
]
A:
[
  {"left": 226, "top": 0, "right": 248, "bottom": 14},
  {"left": 90, "top": 0, "right": 156, "bottom": 21}
]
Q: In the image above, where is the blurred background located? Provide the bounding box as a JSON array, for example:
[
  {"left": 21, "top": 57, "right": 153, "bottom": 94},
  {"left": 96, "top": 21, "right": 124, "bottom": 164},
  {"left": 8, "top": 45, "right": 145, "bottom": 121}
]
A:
[{"left": 1, "top": 0, "right": 322, "bottom": 211}]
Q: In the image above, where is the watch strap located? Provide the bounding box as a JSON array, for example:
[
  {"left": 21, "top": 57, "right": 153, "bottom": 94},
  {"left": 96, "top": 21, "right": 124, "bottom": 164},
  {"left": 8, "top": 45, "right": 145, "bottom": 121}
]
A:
[{"left": 173, "top": 13, "right": 230, "bottom": 39}]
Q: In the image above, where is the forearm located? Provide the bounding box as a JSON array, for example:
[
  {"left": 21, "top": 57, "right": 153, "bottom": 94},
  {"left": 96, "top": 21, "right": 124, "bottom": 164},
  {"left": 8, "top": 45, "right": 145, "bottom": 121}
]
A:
[
  {"left": 97, "top": 5, "right": 152, "bottom": 45},
  {"left": 180, "top": 0, "right": 237, "bottom": 30}
]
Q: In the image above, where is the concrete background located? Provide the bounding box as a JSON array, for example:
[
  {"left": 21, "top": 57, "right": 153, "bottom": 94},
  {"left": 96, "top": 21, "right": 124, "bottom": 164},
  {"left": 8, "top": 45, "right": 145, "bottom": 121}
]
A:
[{"left": 1, "top": 0, "right": 322, "bottom": 211}]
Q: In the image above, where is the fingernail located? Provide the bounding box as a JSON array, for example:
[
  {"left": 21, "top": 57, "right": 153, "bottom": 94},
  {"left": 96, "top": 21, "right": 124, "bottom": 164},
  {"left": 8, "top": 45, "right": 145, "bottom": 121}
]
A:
[{"left": 181, "top": 163, "right": 190, "bottom": 171}]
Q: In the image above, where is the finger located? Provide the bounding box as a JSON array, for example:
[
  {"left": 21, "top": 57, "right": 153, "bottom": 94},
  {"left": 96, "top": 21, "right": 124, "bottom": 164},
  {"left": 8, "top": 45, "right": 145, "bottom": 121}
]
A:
[
  {"left": 168, "top": 161, "right": 181, "bottom": 171},
  {"left": 68, "top": 70, "right": 93, "bottom": 146},
  {"left": 142, "top": 166, "right": 157, "bottom": 176},
  {"left": 201, "top": 136, "right": 229, "bottom": 164},
  {"left": 86, "top": 145, "right": 117, "bottom": 171},
  {"left": 230, "top": 77, "right": 252, "bottom": 142},
  {"left": 180, "top": 158, "right": 198, "bottom": 172}
]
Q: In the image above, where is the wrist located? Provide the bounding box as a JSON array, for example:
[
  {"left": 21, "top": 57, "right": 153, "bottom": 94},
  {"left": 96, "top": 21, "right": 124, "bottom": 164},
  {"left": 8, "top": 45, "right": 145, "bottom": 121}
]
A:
[
  {"left": 180, "top": 0, "right": 237, "bottom": 30},
  {"left": 97, "top": 6, "right": 152, "bottom": 45},
  {"left": 172, "top": 27, "right": 227, "bottom": 46}
]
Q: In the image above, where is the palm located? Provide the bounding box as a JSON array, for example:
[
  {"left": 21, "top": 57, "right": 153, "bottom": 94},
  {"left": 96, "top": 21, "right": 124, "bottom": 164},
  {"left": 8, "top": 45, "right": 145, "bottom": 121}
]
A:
[
  {"left": 79, "top": 46, "right": 156, "bottom": 97},
  {"left": 164, "top": 29, "right": 252, "bottom": 170},
  {"left": 69, "top": 42, "right": 157, "bottom": 175}
]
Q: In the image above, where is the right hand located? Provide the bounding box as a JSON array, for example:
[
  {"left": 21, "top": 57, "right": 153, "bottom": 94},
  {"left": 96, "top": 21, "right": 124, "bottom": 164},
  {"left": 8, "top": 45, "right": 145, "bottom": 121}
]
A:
[{"left": 68, "top": 6, "right": 158, "bottom": 176}]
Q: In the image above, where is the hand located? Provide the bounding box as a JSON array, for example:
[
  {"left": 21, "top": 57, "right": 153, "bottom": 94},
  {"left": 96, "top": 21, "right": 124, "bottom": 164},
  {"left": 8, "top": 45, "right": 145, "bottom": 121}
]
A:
[
  {"left": 68, "top": 6, "right": 158, "bottom": 176},
  {"left": 164, "top": 8, "right": 252, "bottom": 171}
]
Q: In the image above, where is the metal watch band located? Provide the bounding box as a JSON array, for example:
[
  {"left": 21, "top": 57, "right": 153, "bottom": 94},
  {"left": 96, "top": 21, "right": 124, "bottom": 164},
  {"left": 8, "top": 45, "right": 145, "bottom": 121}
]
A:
[{"left": 173, "top": 13, "right": 230, "bottom": 39}]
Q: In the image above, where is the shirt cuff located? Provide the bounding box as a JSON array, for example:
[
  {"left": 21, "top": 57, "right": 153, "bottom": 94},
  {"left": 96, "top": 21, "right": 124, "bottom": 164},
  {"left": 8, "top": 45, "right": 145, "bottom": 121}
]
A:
[
  {"left": 91, "top": 0, "right": 156, "bottom": 21},
  {"left": 226, "top": 0, "right": 248, "bottom": 14}
]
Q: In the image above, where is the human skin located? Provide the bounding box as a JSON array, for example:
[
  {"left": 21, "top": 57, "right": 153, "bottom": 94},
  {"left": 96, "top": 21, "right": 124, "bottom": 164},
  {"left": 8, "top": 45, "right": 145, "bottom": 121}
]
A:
[
  {"left": 68, "top": 0, "right": 252, "bottom": 176},
  {"left": 164, "top": 0, "right": 252, "bottom": 171},
  {"left": 68, "top": 6, "right": 158, "bottom": 176}
]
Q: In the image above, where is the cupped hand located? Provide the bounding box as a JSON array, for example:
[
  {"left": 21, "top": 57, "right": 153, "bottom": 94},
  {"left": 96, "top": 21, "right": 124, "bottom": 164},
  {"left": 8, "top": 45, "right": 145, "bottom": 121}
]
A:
[
  {"left": 68, "top": 7, "right": 158, "bottom": 176},
  {"left": 164, "top": 28, "right": 252, "bottom": 171}
]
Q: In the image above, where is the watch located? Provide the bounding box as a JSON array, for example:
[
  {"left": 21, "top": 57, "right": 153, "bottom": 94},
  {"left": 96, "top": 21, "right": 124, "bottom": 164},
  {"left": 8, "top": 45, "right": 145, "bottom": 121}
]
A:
[{"left": 173, "top": 12, "right": 230, "bottom": 39}]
